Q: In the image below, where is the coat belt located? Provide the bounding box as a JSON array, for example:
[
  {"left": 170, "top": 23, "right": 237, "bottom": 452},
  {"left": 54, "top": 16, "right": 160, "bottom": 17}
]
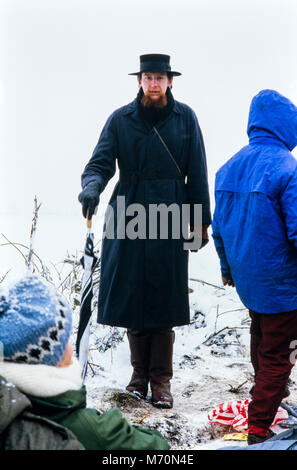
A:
[{"left": 119, "top": 172, "right": 184, "bottom": 184}]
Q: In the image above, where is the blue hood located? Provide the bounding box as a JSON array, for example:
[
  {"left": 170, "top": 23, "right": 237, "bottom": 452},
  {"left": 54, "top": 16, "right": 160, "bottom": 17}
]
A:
[{"left": 247, "top": 89, "right": 297, "bottom": 151}]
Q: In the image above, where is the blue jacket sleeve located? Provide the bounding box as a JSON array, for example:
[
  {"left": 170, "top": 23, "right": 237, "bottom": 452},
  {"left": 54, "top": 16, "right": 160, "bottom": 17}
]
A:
[
  {"left": 81, "top": 113, "right": 118, "bottom": 192},
  {"left": 280, "top": 167, "right": 297, "bottom": 250},
  {"left": 186, "top": 111, "right": 211, "bottom": 228},
  {"left": 212, "top": 205, "right": 231, "bottom": 276}
]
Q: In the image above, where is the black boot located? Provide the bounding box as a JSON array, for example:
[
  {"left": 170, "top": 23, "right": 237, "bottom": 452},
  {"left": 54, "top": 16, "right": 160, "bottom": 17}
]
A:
[
  {"left": 149, "top": 330, "right": 175, "bottom": 409},
  {"left": 126, "top": 332, "right": 151, "bottom": 399},
  {"left": 248, "top": 429, "right": 275, "bottom": 445}
]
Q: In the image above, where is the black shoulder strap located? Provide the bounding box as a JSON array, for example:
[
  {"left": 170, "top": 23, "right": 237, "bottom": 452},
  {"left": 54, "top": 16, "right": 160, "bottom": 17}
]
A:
[{"left": 153, "top": 126, "right": 183, "bottom": 178}]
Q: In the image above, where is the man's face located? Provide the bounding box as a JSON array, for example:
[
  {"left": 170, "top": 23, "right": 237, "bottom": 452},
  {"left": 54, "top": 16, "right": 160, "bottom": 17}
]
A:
[{"left": 138, "top": 72, "right": 172, "bottom": 102}]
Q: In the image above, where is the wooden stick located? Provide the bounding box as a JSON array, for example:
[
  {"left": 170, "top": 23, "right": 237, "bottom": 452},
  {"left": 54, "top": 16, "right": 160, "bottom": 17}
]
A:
[
  {"left": 86, "top": 210, "right": 92, "bottom": 229},
  {"left": 228, "top": 379, "right": 248, "bottom": 393},
  {"left": 218, "top": 308, "right": 248, "bottom": 316},
  {"left": 189, "top": 277, "right": 225, "bottom": 290},
  {"left": 137, "top": 407, "right": 153, "bottom": 424}
]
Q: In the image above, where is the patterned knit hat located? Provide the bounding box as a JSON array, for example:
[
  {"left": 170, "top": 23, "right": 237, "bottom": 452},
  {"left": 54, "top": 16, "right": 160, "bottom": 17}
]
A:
[{"left": 0, "top": 274, "right": 72, "bottom": 366}]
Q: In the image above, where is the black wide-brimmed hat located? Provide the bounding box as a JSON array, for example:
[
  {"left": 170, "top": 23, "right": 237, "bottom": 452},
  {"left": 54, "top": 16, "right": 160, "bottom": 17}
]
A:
[{"left": 128, "top": 54, "right": 181, "bottom": 76}]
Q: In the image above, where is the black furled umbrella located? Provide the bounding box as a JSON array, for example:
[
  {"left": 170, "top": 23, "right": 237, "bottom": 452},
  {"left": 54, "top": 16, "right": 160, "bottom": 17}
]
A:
[{"left": 76, "top": 218, "right": 98, "bottom": 382}]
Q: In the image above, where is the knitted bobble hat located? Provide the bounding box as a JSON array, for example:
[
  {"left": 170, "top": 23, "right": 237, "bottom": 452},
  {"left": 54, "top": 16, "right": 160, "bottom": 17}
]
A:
[{"left": 0, "top": 274, "right": 72, "bottom": 366}]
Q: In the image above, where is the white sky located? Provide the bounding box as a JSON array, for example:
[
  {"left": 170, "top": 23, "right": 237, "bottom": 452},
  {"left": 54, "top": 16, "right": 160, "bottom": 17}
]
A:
[{"left": 1, "top": 0, "right": 297, "bottom": 279}]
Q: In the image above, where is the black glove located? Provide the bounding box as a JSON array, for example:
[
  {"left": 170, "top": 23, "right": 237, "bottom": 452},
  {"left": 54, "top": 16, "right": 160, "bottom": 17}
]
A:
[
  {"left": 78, "top": 181, "right": 101, "bottom": 219},
  {"left": 190, "top": 238, "right": 209, "bottom": 253},
  {"left": 190, "top": 224, "right": 209, "bottom": 253},
  {"left": 222, "top": 274, "right": 234, "bottom": 287}
]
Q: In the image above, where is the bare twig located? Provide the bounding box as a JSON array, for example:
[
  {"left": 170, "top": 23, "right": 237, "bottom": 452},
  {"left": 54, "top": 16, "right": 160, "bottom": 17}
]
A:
[
  {"left": 241, "top": 315, "right": 251, "bottom": 325},
  {"left": 189, "top": 278, "right": 225, "bottom": 290},
  {"left": 228, "top": 379, "right": 248, "bottom": 393},
  {"left": 0, "top": 236, "right": 54, "bottom": 283},
  {"left": 88, "top": 362, "right": 103, "bottom": 369},
  {"left": 88, "top": 362, "right": 96, "bottom": 377},
  {"left": 203, "top": 326, "right": 230, "bottom": 345},
  {"left": 57, "top": 265, "right": 81, "bottom": 291},
  {"left": 0, "top": 269, "right": 11, "bottom": 284},
  {"left": 218, "top": 308, "right": 248, "bottom": 316},
  {"left": 63, "top": 258, "right": 82, "bottom": 266},
  {"left": 203, "top": 326, "right": 249, "bottom": 345},
  {"left": 214, "top": 304, "right": 219, "bottom": 334},
  {"left": 50, "top": 261, "right": 62, "bottom": 281},
  {"left": 136, "top": 407, "right": 153, "bottom": 424},
  {"left": 1, "top": 240, "right": 44, "bottom": 266},
  {"left": 1, "top": 236, "right": 30, "bottom": 265},
  {"left": 27, "top": 196, "right": 41, "bottom": 271},
  {"left": 0, "top": 240, "right": 42, "bottom": 273}
]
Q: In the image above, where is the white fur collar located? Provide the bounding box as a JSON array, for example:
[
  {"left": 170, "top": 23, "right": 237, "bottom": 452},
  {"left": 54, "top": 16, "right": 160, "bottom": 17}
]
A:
[{"left": 0, "top": 358, "right": 83, "bottom": 398}]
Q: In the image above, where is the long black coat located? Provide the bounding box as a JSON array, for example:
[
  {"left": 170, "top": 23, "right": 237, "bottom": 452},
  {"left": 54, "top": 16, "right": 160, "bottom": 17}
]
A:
[{"left": 81, "top": 98, "right": 211, "bottom": 330}]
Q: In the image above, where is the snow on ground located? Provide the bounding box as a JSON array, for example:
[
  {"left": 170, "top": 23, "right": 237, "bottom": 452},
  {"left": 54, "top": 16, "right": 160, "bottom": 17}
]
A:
[
  {"left": 70, "top": 275, "right": 297, "bottom": 450},
  {"left": 2, "top": 231, "right": 297, "bottom": 450}
]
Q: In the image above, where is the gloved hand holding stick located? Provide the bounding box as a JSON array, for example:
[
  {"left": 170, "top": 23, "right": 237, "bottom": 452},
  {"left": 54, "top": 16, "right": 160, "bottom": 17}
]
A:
[{"left": 78, "top": 181, "right": 101, "bottom": 219}]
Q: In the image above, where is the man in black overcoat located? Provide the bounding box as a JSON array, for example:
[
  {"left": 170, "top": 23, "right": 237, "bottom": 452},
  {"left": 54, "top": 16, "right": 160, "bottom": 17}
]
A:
[{"left": 79, "top": 54, "right": 211, "bottom": 408}]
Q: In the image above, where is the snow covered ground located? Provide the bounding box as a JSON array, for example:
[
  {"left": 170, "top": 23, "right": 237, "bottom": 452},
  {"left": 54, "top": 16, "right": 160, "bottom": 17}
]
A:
[
  {"left": 2, "top": 222, "right": 297, "bottom": 451},
  {"left": 71, "top": 269, "right": 297, "bottom": 450}
]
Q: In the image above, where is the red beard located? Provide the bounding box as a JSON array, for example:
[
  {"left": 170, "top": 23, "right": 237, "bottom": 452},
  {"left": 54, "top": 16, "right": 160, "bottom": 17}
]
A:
[{"left": 141, "top": 91, "right": 168, "bottom": 109}]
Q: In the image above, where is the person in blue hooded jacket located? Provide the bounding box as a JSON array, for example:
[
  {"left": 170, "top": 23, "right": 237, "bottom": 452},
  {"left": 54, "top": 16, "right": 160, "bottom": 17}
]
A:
[{"left": 212, "top": 89, "right": 297, "bottom": 445}]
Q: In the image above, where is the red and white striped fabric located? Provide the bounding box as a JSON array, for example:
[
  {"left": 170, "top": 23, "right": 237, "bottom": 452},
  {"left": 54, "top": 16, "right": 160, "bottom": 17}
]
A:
[{"left": 208, "top": 399, "right": 288, "bottom": 432}]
